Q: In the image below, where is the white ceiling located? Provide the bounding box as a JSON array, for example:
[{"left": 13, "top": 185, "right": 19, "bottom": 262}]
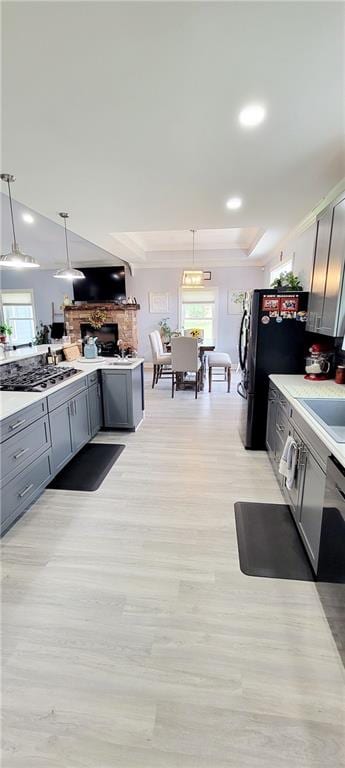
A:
[
  {"left": 2, "top": 2, "right": 345, "bottom": 269},
  {"left": 0, "top": 194, "right": 124, "bottom": 270}
]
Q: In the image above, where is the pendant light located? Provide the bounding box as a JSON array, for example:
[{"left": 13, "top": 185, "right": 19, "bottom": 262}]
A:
[
  {"left": 54, "top": 212, "right": 85, "bottom": 280},
  {"left": 0, "top": 173, "right": 40, "bottom": 268},
  {"left": 182, "top": 229, "right": 203, "bottom": 286}
]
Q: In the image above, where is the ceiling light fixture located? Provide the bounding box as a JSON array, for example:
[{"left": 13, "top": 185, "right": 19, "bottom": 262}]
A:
[
  {"left": 239, "top": 103, "right": 266, "bottom": 128},
  {"left": 226, "top": 196, "right": 242, "bottom": 210},
  {"left": 0, "top": 173, "right": 40, "bottom": 268},
  {"left": 182, "top": 229, "right": 203, "bottom": 286},
  {"left": 22, "top": 212, "right": 34, "bottom": 224},
  {"left": 54, "top": 212, "right": 85, "bottom": 280}
]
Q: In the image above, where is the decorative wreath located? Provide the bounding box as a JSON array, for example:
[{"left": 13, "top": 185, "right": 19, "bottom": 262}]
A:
[{"left": 88, "top": 309, "right": 108, "bottom": 329}]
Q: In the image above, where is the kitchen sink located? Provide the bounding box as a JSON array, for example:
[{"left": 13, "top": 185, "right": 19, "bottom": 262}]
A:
[{"left": 299, "top": 399, "right": 345, "bottom": 442}]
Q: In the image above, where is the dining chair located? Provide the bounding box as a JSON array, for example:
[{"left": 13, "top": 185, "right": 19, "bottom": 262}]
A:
[
  {"left": 208, "top": 352, "right": 232, "bottom": 392},
  {"left": 171, "top": 336, "right": 202, "bottom": 399},
  {"left": 148, "top": 332, "right": 172, "bottom": 388}
]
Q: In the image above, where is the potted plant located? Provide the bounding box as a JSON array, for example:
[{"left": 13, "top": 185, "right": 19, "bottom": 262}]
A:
[
  {"left": 158, "top": 317, "right": 172, "bottom": 343},
  {"left": 0, "top": 322, "right": 13, "bottom": 343},
  {"left": 270, "top": 271, "right": 303, "bottom": 292}
]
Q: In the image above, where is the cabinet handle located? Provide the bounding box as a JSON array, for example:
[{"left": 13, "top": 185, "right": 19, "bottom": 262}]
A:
[
  {"left": 9, "top": 418, "right": 26, "bottom": 431},
  {"left": 69, "top": 400, "right": 74, "bottom": 416},
  {"left": 18, "top": 483, "right": 34, "bottom": 498},
  {"left": 277, "top": 425, "right": 285, "bottom": 432},
  {"left": 14, "top": 447, "right": 29, "bottom": 460},
  {"left": 315, "top": 316, "right": 321, "bottom": 331}
]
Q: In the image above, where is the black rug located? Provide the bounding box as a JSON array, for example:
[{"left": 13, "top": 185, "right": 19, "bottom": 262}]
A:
[
  {"left": 48, "top": 443, "right": 125, "bottom": 492},
  {"left": 234, "top": 502, "right": 314, "bottom": 581}
]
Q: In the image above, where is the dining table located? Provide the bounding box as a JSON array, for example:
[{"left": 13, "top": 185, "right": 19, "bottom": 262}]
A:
[{"left": 165, "top": 341, "right": 215, "bottom": 391}]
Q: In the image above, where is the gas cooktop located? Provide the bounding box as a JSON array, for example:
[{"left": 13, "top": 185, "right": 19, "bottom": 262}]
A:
[{"left": 0, "top": 365, "right": 81, "bottom": 392}]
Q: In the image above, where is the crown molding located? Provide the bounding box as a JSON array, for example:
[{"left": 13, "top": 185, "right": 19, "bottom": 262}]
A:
[{"left": 262, "top": 177, "right": 345, "bottom": 265}]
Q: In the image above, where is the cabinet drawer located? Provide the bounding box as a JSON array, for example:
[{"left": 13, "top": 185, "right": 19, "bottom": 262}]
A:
[
  {"left": 1, "top": 450, "right": 52, "bottom": 535},
  {"left": 47, "top": 377, "right": 87, "bottom": 412},
  {"left": 1, "top": 415, "right": 51, "bottom": 486},
  {"left": 0, "top": 399, "right": 47, "bottom": 444},
  {"left": 87, "top": 371, "right": 99, "bottom": 386}
]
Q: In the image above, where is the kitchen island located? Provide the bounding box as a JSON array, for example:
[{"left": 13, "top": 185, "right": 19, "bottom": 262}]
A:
[{"left": 0, "top": 355, "right": 144, "bottom": 535}]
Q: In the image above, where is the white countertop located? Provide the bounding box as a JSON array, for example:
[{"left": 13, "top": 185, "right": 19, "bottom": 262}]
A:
[
  {"left": 0, "top": 344, "right": 64, "bottom": 366},
  {"left": 270, "top": 374, "right": 345, "bottom": 468},
  {"left": 0, "top": 357, "right": 144, "bottom": 421}
]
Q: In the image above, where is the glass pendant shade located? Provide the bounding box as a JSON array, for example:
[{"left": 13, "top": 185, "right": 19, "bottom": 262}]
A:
[
  {"left": 54, "top": 212, "right": 85, "bottom": 281},
  {"left": 182, "top": 230, "right": 204, "bottom": 287},
  {"left": 0, "top": 173, "right": 40, "bottom": 268}
]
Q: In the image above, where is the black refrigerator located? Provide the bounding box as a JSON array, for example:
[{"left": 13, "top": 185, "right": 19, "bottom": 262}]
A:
[{"left": 237, "top": 289, "right": 309, "bottom": 450}]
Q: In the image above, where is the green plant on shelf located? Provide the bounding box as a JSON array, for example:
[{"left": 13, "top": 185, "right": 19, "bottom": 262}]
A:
[
  {"left": 158, "top": 317, "right": 172, "bottom": 341},
  {"left": 270, "top": 271, "right": 303, "bottom": 291}
]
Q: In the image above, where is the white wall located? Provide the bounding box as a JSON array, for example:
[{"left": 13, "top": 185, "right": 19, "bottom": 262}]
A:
[
  {"left": 127, "top": 266, "right": 264, "bottom": 361},
  {"left": 0, "top": 269, "right": 73, "bottom": 330},
  {"left": 263, "top": 223, "right": 316, "bottom": 290}
]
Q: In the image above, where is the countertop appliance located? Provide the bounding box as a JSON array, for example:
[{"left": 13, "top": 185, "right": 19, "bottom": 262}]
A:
[
  {"left": 305, "top": 344, "right": 332, "bottom": 380},
  {"left": 317, "top": 457, "right": 345, "bottom": 582},
  {"left": 0, "top": 365, "right": 80, "bottom": 392},
  {"left": 238, "top": 289, "right": 309, "bottom": 449}
]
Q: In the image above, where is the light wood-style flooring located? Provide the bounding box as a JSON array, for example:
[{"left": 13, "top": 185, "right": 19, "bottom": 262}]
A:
[{"left": 1, "top": 373, "right": 345, "bottom": 767}]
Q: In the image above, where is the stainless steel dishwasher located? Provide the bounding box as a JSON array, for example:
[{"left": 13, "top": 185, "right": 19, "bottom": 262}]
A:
[{"left": 318, "top": 457, "right": 345, "bottom": 583}]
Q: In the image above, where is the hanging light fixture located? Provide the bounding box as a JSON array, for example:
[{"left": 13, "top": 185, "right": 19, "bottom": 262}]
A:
[
  {"left": 0, "top": 173, "right": 40, "bottom": 268},
  {"left": 54, "top": 212, "right": 85, "bottom": 280},
  {"left": 182, "top": 229, "right": 203, "bottom": 286}
]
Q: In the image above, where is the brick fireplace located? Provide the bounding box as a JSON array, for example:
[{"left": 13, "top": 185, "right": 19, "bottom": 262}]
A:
[{"left": 64, "top": 303, "right": 139, "bottom": 353}]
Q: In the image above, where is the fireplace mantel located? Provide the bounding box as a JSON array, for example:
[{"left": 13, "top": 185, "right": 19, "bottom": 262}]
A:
[{"left": 64, "top": 302, "right": 140, "bottom": 350}]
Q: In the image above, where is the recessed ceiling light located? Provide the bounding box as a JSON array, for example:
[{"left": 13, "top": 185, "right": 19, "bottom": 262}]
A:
[
  {"left": 239, "top": 103, "right": 266, "bottom": 128},
  {"left": 226, "top": 197, "right": 242, "bottom": 210},
  {"left": 22, "top": 212, "right": 34, "bottom": 224}
]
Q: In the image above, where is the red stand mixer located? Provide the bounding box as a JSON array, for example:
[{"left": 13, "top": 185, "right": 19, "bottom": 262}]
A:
[{"left": 304, "top": 344, "right": 332, "bottom": 380}]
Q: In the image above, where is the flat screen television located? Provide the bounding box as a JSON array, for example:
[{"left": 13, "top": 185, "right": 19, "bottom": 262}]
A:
[{"left": 73, "top": 267, "right": 126, "bottom": 303}]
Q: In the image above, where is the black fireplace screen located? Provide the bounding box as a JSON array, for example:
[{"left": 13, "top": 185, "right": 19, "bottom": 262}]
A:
[{"left": 80, "top": 323, "right": 119, "bottom": 356}]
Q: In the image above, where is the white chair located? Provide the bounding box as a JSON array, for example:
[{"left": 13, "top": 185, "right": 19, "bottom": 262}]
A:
[
  {"left": 148, "top": 332, "right": 171, "bottom": 389},
  {"left": 171, "top": 336, "right": 202, "bottom": 399},
  {"left": 207, "top": 352, "right": 232, "bottom": 392}
]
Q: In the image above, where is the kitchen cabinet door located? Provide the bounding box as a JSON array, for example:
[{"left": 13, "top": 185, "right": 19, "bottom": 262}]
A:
[
  {"left": 299, "top": 448, "right": 326, "bottom": 572},
  {"left": 49, "top": 401, "right": 74, "bottom": 474},
  {"left": 88, "top": 382, "right": 103, "bottom": 437},
  {"left": 102, "top": 371, "right": 131, "bottom": 428},
  {"left": 320, "top": 197, "right": 345, "bottom": 337},
  {"left": 266, "top": 393, "right": 277, "bottom": 463},
  {"left": 307, "top": 207, "right": 333, "bottom": 332},
  {"left": 71, "top": 390, "right": 90, "bottom": 453}
]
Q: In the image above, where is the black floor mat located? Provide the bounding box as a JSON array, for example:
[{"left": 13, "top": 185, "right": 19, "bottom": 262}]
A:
[
  {"left": 234, "top": 501, "right": 314, "bottom": 581},
  {"left": 48, "top": 443, "right": 125, "bottom": 491}
]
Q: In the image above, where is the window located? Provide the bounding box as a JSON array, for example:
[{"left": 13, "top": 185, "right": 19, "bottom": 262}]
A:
[
  {"left": 180, "top": 287, "right": 217, "bottom": 344},
  {"left": 270, "top": 258, "right": 293, "bottom": 285},
  {"left": 0, "top": 290, "right": 36, "bottom": 345}
]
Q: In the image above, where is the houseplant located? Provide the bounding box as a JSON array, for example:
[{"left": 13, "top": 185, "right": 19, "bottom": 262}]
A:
[
  {"left": 0, "top": 322, "right": 13, "bottom": 343},
  {"left": 270, "top": 271, "right": 303, "bottom": 291}
]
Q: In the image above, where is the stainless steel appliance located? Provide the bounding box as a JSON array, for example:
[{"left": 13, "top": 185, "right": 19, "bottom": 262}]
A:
[
  {"left": 0, "top": 365, "right": 80, "bottom": 392},
  {"left": 318, "top": 457, "right": 345, "bottom": 582},
  {"left": 238, "top": 289, "right": 309, "bottom": 449}
]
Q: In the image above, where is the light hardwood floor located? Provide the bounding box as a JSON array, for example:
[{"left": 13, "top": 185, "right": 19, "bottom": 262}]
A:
[{"left": 1, "top": 373, "right": 345, "bottom": 767}]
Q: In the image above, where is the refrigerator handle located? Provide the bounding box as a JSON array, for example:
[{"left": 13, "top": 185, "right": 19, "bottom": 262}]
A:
[{"left": 238, "top": 310, "right": 248, "bottom": 371}]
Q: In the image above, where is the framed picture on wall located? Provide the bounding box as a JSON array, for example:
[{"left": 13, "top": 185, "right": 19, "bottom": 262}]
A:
[
  {"left": 227, "top": 290, "right": 245, "bottom": 315},
  {"left": 149, "top": 291, "right": 169, "bottom": 313}
]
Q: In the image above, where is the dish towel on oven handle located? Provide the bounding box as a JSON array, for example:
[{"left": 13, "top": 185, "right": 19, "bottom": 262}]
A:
[{"left": 279, "top": 435, "right": 298, "bottom": 491}]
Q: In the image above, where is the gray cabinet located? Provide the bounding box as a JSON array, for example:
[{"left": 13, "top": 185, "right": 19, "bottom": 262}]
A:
[
  {"left": 102, "top": 365, "right": 144, "bottom": 430},
  {"left": 0, "top": 399, "right": 47, "bottom": 443},
  {"left": 88, "top": 382, "right": 103, "bottom": 437},
  {"left": 0, "top": 415, "right": 51, "bottom": 486},
  {"left": 49, "top": 401, "right": 74, "bottom": 474},
  {"left": 50, "top": 389, "right": 90, "bottom": 475},
  {"left": 299, "top": 449, "right": 325, "bottom": 570},
  {"left": 71, "top": 389, "right": 90, "bottom": 452},
  {"left": 1, "top": 450, "right": 52, "bottom": 535},
  {"left": 266, "top": 387, "right": 278, "bottom": 463},
  {"left": 321, "top": 198, "right": 345, "bottom": 337},
  {"left": 307, "top": 195, "right": 345, "bottom": 336}
]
